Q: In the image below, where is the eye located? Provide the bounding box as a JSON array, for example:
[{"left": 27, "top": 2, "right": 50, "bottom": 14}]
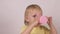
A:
[{"left": 33, "top": 15, "right": 36, "bottom": 17}]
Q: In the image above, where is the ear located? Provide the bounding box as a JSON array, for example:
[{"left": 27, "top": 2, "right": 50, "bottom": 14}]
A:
[
  {"left": 24, "top": 16, "right": 29, "bottom": 25},
  {"left": 25, "top": 16, "right": 29, "bottom": 22}
]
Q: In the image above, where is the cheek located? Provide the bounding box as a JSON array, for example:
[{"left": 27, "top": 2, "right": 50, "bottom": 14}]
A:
[
  {"left": 36, "top": 14, "right": 40, "bottom": 17},
  {"left": 28, "top": 16, "right": 34, "bottom": 21},
  {"left": 37, "top": 14, "right": 42, "bottom": 20}
]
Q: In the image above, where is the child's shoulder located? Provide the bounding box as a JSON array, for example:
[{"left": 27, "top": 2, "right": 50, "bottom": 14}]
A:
[
  {"left": 21, "top": 25, "right": 27, "bottom": 29},
  {"left": 20, "top": 25, "right": 27, "bottom": 33}
]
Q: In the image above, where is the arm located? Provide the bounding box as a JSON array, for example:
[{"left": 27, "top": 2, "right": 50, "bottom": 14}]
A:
[
  {"left": 21, "top": 24, "right": 34, "bottom": 34},
  {"left": 21, "top": 20, "right": 38, "bottom": 34},
  {"left": 49, "top": 24, "right": 57, "bottom": 34}
]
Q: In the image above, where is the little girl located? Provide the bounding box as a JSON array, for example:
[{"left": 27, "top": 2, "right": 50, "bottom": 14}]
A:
[{"left": 21, "top": 4, "right": 57, "bottom": 34}]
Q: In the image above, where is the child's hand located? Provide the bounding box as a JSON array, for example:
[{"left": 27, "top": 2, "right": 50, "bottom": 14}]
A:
[
  {"left": 29, "top": 19, "right": 39, "bottom": 27},
  {"left": 47, "top": 17, "right": 57, "bottom": 34},
  {"left": 47, "top": 17, "right": 52, "bottom": 26}
]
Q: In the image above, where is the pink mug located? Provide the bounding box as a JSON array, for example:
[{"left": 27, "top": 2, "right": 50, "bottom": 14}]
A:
[{"left": 39, "top": 16, "right": 48, "bottom": 24}]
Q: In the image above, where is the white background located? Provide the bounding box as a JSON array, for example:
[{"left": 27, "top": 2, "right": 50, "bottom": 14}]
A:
[{"left": 0, "top": 0, "right": 60, "bottom": 34}]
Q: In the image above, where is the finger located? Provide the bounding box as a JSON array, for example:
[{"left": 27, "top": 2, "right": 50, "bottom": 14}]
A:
[
  {"left": 47, "top": 17, "right": 52, "bottom": 23},
  {"left": 46, "top": 16, "right": 49, "bottom": 22},
  {"left": 49, "top": 17, "right": 52, "bottom": 23}
]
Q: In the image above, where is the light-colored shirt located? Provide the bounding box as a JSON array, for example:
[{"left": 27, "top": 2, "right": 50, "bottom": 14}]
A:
[{"left": 21, "top": 25, "right": 50, "bottom": 34}]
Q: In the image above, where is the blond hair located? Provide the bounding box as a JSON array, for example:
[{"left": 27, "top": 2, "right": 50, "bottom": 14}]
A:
[{"left": 24, "top": 4, "right": 42, "bottom": 25}]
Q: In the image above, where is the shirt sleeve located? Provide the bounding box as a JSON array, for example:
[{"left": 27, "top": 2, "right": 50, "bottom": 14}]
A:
[
  {"left": 40, "top": 26, "right": 50, "bottom": 34},
  {"left": 44, "top": 27, "right": 50, "bottom": 34}
]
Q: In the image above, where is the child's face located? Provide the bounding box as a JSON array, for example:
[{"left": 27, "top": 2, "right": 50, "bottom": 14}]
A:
[{"left": 26, "top": 9, "right": 42, "bottom": 24}]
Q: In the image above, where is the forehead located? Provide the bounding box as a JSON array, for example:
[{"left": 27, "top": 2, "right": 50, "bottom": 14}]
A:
[{"left": 26, "top": 8, "right": 42, "bottom": 15}]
